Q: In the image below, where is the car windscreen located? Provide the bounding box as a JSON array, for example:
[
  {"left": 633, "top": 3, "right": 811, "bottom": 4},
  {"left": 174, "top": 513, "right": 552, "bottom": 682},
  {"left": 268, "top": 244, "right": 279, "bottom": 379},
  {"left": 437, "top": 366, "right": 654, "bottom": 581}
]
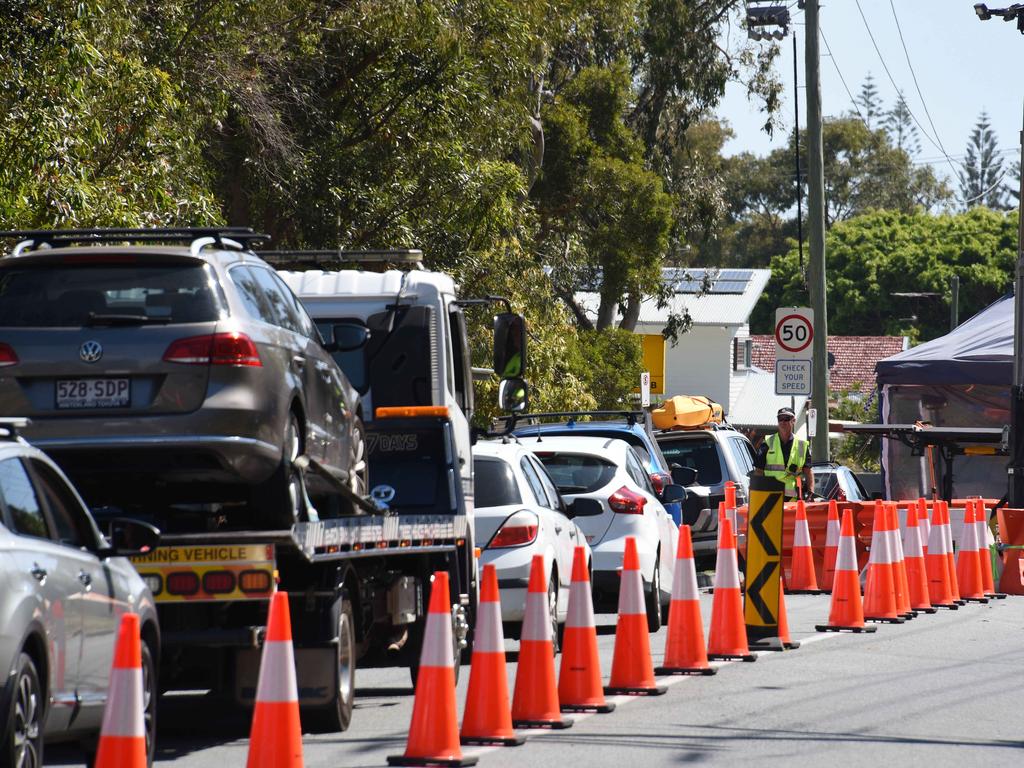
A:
[
  {"left": 0, "top": 262, "right": 222, "bottom": 326},
  {"left": 658, "top": 437, "right": 723, "bottom": 486},
  {"left": 533, "top": 453, "right": 617, "bottom": 494},
  {"left": 473, "top": 457, "right": 521, "bottom": 508}
]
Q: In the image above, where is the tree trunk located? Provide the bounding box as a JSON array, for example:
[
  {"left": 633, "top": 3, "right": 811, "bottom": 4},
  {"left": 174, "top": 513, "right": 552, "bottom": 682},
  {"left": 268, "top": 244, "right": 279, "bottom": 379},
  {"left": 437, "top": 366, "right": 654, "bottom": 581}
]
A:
[
  {"left": 619, "top": 293, "right": 641, "bottom": 332},
  {"left": 596, "top": 295, "right": 617, "bottom": 331}
]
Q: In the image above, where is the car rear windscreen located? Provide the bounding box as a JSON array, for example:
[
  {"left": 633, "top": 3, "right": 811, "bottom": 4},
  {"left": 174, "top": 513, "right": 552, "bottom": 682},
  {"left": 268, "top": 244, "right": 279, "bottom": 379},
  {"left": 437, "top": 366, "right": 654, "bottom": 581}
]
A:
[
  {"left": 473, "top": 458, "right": 521, "bottom": 507},
  {"left": 535, "top": 454, "right": 616, "bottom": 494},
  {"left": 659, "top": 438, "right": 723, "bottom": 486},
  {"left": 0, "top": 263, "right": 221, "bottom": 326}
]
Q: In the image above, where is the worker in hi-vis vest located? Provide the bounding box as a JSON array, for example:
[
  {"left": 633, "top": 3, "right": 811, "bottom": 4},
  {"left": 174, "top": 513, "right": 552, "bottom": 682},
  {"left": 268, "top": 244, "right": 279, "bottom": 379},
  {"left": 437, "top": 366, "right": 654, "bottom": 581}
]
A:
[{"left": 753, "top": 407, "right": 813, "bottom": 499}]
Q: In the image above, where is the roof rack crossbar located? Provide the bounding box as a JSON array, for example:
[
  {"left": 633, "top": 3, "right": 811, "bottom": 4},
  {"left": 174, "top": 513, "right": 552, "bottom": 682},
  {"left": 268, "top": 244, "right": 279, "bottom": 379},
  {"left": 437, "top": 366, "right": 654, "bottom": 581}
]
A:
[
  {"left": 499, "top": 410, "right": 644, "bottom": 427},
  {"left": 0, "top": 228, "right": 270, "bottom": 254},
  {"left": 259, "top": 249, "right": 424, "bottom": 270},
  {"left": 0, "top": 418, "right": 30, "bottom": 440}
]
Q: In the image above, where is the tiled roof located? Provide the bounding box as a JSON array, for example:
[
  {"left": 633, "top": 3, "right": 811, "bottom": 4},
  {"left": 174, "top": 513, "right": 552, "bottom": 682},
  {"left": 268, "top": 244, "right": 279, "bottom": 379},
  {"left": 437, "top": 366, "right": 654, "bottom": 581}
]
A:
[
  {"left": 728, "top": 369, "right": 809, "bottom": 430},
  {"left": 748, "top": 335, "right": 908, "bottom": 393}
]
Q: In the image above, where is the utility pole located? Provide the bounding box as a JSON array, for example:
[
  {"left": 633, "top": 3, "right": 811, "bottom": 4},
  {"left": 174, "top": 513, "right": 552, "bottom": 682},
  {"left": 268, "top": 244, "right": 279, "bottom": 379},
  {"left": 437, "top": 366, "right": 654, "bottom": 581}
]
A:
[
  {"left": 949, "top": 274, "right": 959, "bottom": 331},
  {"left": 1012, "top": 101, "right": 1024, "bottom": 506},
  {"left": 804, "top": 0, "right": 829, "bottom": 460}
]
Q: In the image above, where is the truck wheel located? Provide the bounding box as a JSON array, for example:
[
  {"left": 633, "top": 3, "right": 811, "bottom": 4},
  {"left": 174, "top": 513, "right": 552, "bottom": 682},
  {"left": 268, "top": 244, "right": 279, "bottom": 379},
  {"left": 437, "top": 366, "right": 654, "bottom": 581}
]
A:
[
  {"left": 348, "top": 418, "right": 368, "bottom": 500},
  {"left": 3, "top": 652, "right": 43, "bottom": 768},
  {"left": 645, "top": 554, "right": 662, "bottom": 633},
  {"left": 308, "top": 598, "right": 356, "bottom": 732},
  {"left": 253, "top": 413, "right": 305, "bottom": 528}
]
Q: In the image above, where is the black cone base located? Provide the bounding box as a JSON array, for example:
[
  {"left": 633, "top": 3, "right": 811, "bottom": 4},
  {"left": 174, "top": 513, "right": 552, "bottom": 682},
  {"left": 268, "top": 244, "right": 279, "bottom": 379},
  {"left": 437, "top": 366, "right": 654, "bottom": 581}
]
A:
[
  {"left": 388, "top": 756, "right": 479, "bottom": 767},
  {"left": 707, "top": 653, "right": 757, "bottom": 662},
  {"left": 815, "top": 624, "right": 878, "bottom": 633},
  {"left": 460, "top": 734, "right": 526, "bottom": 747},
  {"left": 561, "top": 701, "right": 616, "bottom": 713},
  {"left": 603, "top": 684, "right": 667, "bottom": 696},
  {"left": 866, "top": 616, "right": 905, "bottom": 624},
  {"left": 654, "top": 666, "right": 717, "bottom": 676},
  {"left": 512, "top": 718, "right": 573, "bottom": 730}
]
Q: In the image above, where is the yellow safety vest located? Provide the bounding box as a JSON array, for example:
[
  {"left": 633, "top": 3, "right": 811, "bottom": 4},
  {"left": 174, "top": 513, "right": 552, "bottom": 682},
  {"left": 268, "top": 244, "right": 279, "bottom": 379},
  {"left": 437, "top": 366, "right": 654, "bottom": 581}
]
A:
[{"left": 764, "top": 434, "right": 808, "bottom": 497}]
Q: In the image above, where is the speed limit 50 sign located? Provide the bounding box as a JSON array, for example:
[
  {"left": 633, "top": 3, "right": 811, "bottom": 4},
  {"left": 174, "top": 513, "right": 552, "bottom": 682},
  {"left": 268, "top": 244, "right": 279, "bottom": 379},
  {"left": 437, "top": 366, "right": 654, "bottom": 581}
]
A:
[{"left": 774, "top": 307, "right": 814, "bottom": 360}]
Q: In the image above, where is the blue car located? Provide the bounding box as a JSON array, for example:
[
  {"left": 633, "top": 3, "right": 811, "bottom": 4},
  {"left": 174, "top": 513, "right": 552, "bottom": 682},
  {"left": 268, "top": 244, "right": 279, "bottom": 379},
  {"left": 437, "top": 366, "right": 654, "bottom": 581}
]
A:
[{"left": 510, "top": 411, "right": 684, "bottom": 526}]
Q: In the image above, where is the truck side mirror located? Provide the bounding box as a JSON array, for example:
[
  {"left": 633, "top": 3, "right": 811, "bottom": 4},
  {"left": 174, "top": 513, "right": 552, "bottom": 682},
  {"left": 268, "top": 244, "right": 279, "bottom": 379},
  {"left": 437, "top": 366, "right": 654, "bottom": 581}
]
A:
[
  {"left": 331, "top": 323, "right": 370, "bottom": 351},
  {"left": 493, "top": 312, "right": 527, "bottom": 378},
  {"left": 498, "top": 377, "right": 528, "bottom": 413}
]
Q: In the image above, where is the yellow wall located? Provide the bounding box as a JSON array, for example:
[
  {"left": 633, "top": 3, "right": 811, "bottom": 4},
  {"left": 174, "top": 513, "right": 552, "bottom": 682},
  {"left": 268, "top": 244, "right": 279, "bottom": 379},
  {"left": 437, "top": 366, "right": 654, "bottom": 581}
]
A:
[{"left": 641, "top": 334, "right": 665, "bottom": 394}]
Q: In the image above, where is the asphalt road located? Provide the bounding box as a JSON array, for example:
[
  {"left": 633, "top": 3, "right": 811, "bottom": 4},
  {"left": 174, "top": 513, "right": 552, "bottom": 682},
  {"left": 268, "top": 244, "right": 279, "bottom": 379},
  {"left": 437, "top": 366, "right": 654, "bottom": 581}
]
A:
[{"left": 45, "top": 591, "right": 1024, "bottom": 767}]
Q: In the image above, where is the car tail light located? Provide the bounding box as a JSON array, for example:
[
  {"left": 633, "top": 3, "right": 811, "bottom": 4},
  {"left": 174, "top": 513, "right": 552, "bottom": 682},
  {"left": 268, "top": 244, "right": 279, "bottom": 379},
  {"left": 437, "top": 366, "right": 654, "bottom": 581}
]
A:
[
  {"left": 649, "top": 472, "right": 671, "bottom": 495},
  {"left": 166, "top": 571, "right": 200, "bottom": 596},
  {"left": 239, "top": 569, "right": 273, "bottom": 594},
  {"left": 202, "top": 570, "right": 236, "bottom": 594},
  {"left": 163, "top": 332, "right": 262, "bottom": 367},
  {"left": 489, "top": 511, "right": 539, "bottom": 548},
  {"left": 608, "top": 485, "right": 647, "bottom": 515},
  {"left": 0, "top": 343, "right": 18, "bottom": 367}
]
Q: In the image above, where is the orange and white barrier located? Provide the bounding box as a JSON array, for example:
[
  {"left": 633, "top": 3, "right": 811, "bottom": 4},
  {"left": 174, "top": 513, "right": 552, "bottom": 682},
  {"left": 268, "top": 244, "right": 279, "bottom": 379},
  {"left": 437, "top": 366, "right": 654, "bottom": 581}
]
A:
[
  {"left": 559, "top": 547, "right": 615, "bottom": 712},
  {"left": 816, "top": 508, "right": 876, "bottom": 633},
  {"left": 95, "top": 613, "right": 148, "bottom": 768},
  {"left": 863, "top": 501, "right": 904, "bottom": 624},
  {"left": 656, "top": 525, "right": 715, "bottom": 675},
  {"left": 708, "top": 518, "right": 756, "bottom": 662}
]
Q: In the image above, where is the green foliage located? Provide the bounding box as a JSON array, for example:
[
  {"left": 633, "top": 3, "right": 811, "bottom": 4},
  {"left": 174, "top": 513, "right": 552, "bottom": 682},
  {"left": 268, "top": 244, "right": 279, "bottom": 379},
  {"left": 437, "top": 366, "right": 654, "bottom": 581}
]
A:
[
  {"left": 960, "top": 110, "right": 1007, "bottom": 211},
  {"left": 752, "top": 207, "right": 1018, "bottom": 339},
  {"left": 568, "top": 328, "right": 643, "bottom": 409},
  {"left": 830, "top": 386, "right": 880, "bottom": 473}
]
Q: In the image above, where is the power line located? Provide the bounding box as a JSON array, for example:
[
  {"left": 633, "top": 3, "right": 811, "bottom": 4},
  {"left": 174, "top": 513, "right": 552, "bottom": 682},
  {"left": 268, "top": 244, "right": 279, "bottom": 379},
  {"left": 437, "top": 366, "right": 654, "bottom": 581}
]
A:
[
  {"left": 853, "top": 0, "right": 963, "bottom": 181},
  {"left": 818, "top": 27, "right": 869, "bottom": 127},
  {"left": 887, "top": 0, "right": 952, "bottom": 165}
]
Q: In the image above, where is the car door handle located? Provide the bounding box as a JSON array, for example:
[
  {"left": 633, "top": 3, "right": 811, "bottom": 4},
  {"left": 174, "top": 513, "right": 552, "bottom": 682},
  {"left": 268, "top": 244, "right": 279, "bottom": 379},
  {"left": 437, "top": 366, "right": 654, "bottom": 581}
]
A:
[
  {"left": 554, "top": 525, "right": 563, "bottom": 534},
  {"left": 291, "top": 355, "right": 306, "bottom": 370},
  {"left": 77, "top": 570, "right": 92, "bottom": 588},
  {"left": 30, "top": 564, "right": 47, "bottom": 582}
]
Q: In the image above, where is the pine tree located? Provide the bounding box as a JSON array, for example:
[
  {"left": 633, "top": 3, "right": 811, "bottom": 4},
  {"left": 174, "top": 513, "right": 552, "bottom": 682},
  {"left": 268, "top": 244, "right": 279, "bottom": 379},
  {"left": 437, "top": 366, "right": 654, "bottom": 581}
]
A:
[
  {"left": 959, "top": 111, "right": 1006, "bottom": 210},
  {"left": 1007, "top": 160, "right": 1021, "bottom": 208},
  {"left": 884, "top": 91, "right": 920, "bottom": 157},
  {"left": 856, "top": 74, "right": 882, "bottom": 129}
]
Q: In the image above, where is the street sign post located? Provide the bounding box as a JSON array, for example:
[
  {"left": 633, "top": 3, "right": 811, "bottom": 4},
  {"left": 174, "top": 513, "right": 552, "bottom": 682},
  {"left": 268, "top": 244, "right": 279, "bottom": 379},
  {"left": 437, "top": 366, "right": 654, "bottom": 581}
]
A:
[
  {"left": 775, "top": 308, "right": 814, "bottom": 396},
  {"left": 640, "top": 372, "right": 651, "bottom": 408}
]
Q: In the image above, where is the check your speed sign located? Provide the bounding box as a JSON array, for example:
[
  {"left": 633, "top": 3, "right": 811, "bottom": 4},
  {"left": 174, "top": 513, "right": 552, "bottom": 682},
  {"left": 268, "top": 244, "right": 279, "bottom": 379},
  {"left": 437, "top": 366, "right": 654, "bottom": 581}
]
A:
[{"left": 774, "top": 308, "right": 814, "bottom": 359}]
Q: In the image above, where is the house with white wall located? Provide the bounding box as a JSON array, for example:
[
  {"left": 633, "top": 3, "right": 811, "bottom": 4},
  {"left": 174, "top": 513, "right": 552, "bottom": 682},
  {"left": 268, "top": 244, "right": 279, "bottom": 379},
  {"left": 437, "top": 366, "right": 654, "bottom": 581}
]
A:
[{"left": 576, "top": 268, "right": 799, "bottom": 426}]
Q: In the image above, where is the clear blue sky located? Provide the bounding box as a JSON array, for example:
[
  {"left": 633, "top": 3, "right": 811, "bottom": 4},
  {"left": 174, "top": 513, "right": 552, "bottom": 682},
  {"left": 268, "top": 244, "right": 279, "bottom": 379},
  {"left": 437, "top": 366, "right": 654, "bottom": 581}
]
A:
[{"left": 717, "top": 1, "right": 1023, "bottom": 187}]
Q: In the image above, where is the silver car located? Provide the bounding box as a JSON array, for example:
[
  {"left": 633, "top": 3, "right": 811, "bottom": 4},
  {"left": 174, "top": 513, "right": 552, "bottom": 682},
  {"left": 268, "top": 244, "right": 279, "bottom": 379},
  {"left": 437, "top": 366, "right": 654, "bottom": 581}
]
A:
[
  {"left": 0, "top": 229, "right": 367, "bottom": 527},
  {"left": 0, "top": 420, "right": 160, "bottom": 767}
]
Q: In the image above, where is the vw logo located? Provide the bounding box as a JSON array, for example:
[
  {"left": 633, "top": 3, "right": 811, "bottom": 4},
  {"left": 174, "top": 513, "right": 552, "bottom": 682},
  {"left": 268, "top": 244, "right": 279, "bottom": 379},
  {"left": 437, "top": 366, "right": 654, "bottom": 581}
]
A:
[{"left": 79, "top": 340, "right": 103, "bottom": 363}]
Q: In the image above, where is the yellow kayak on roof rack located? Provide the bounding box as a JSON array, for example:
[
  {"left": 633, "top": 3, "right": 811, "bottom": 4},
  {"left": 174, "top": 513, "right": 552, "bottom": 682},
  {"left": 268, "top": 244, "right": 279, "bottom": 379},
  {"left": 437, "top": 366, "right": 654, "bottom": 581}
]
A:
[{"left": 652, "top": 395, "right": 724, "bottom": 430}]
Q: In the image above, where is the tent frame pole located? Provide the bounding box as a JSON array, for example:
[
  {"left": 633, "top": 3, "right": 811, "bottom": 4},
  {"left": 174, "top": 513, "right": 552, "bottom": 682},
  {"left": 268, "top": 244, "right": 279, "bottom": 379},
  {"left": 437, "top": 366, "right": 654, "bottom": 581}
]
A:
[{"left": 1011, "top": 101, "right": 1024, "bottom": 509}]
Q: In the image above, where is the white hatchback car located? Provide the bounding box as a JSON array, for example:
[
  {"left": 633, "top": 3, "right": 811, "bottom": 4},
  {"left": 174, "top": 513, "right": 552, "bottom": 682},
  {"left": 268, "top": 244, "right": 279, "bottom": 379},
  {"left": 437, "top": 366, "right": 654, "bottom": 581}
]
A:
[
  {"left": 523, "top": 435, "right": 684, "bottom": 631},
  {"left": 473, "top": 439, "right": 597, "bottom": 649}
]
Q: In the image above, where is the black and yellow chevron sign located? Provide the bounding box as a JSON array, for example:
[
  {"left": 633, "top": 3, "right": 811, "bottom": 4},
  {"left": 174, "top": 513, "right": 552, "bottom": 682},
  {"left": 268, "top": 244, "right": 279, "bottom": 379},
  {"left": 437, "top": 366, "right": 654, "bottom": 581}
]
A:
[{"left": 744, "top": 475, "right": 785, "bottom": 643}]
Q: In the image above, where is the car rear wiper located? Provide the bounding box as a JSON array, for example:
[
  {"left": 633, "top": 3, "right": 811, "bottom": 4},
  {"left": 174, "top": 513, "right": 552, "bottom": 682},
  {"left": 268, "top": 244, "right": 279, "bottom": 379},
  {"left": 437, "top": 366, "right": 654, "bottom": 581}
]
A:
[{"left": 84, "top": 313, "right": 172, "bottom": 326}]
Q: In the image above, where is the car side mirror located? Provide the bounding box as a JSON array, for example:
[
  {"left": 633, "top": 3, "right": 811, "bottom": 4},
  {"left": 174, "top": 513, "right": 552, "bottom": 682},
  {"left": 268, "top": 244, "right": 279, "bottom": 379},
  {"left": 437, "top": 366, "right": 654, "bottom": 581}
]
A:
[
  {"left": 660, "top": 484, "right": 686, "bottom": 504},
  {"left": 330, "top": 322, "right": 370, "bottom": 352},
  {"left": 671, "top": 466, "right": 698, "bottom": 486},
  {"left": 567, "top": 498, "right": 603, "bottom": 517},
  {"left": 493, "top": 312, "right": 527, "bottom": 378},
  {"left": 99, "top": 518, "right": 161, "bottom": 558}
]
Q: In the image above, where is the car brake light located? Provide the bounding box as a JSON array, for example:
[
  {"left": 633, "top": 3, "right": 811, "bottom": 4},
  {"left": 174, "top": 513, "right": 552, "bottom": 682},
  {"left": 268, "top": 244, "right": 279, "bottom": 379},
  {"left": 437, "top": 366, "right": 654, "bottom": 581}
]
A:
[
  {"left": 489, "top": 511, "right": 539, "bottom": 548},
  {"left": 0, "top": 343, "right": 18, "bottom": 367},
  {"left": 163, "top": 333, "right": 261, "bottom": 367},
  {"left": 608, "top": 485, "right": 647, "bottom": 515}
]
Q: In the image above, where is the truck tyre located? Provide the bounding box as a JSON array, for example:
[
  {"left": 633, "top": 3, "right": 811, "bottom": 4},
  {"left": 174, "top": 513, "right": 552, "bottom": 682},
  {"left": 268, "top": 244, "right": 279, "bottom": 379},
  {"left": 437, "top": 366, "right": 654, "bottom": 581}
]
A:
[
  {"left": 348, "top": 418, "right": 368, "bottom": 501},
  {"left": 645, "top": 554, "right": 663, "bottom": 633},
  {"left": 253, "top": 412, "right": 305, "bottom": 528},
  {"left": 3, "top": 652, "right": 43, "bottom": 768},
  {"left": 307, "top": 597, "right": 355, "bottom": 733}
]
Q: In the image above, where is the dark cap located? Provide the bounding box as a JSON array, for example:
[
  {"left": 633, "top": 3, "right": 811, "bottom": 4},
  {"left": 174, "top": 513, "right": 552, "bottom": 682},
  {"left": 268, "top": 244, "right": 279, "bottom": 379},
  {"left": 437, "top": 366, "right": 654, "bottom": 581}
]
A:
[{"left": 777, "top": 407, "right": 795, "bottom": 420}]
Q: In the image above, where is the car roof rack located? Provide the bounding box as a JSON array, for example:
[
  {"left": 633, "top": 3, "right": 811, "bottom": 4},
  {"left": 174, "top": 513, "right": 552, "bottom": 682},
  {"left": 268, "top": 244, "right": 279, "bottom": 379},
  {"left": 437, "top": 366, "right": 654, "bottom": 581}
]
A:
[
  {"left": 0, "top": 227, "right": 271, "bottom": 256},
  {"left": 0, "top": 418, "right": 30, "bottom": 440},
  {"left": 500, "top": 410, "right": 645, "bottom": 428},
  {"left": 258, "top": 249, "right": 424, "bottom": 271}
]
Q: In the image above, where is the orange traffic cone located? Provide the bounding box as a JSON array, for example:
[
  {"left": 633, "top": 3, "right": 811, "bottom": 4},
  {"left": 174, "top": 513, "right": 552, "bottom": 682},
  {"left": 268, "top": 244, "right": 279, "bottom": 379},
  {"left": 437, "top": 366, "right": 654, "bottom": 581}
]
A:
[
  {"left": 863, "top": 500, "right": 904, "bottom": 624},
  {"left": 887, "top": 503, "right": 914, "bottom": 618},
  {"left": 708, "top": 518, "right": 757, "bottom": 661},
  {"left": 461, "top": 565, "right": 524, "bottom": 746},
  {"left": 95, "top": 613, "right": 147, "bottom": 768},
  {"left": 605, "top": 537, "right": 667, "bottom": 695},
  {"left": 903, "top": 504, "right": 936, "bottom": 614},
  {"left": 955, "top": 501, "right": 988, "bottom": 603},
  {"left": 559, "top": 547, "right": 615, "bottom": 713},
  {"left": 941, "top": 502, "right": 965, "bottom": 604},
  {"left": 389, "top": 573, "right": 477, "bottom": 766},
  {"left": 925, "top": 503, "right": 959, "bottom": 610},
  {"left": 246, "top": 592, "right": 303, "bottom": 768},
  {"left": 656, "top": 525, "right": 715, "bottom": 675},
  {"left": 787, "top": 500, "right": 822, "bottom": 594},
  {"left": 724, "top": 480, "right": 737, "bottom": 511},
  {"left": 917, "top": 498, "right": 931, "bottom": 556},
  {"left": 974, "top": 500, "right": 1006, "bottom": 599},
  {"left": 777, "top": 580, "right": 800, "bottom": 649},
  {"left": 816, "top": 509, "right": 877, "bottom": 633},
  {"left": 822, "top": 500, "right": 840, "bottom": 593},
  {"left": 512, "top": 556, "right": 572, "bottom": 729}
]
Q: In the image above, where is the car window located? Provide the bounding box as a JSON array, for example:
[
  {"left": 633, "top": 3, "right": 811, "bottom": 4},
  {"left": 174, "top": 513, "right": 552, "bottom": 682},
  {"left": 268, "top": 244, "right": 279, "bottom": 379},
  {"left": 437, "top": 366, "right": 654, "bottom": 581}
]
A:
[
  {"left": 519, "top": 456, "right": 549, "bottom": 507},
  {"left": 658, "top": 437, "right": 723, "bottom": 486},
  {"left": 625, "top": 449, "right": 654, "bottom": 493},
  {"left": 727, "top": 437, "right": 754, "bottom": 476},
  {"left": 846, "top": 469, "right": 870, "bottom": 501},
  {"left": 269, "top": 270, "right": 318, "bottom": 339},
  {"left": 229, "top": 265, "right": 274, "bottom": 322},
  {"left": 249, "top": 267, "right": 304, "bottom": 333},
  {"left": 473, "top": 457, "right": 521, "bottom": 507},
  {"left": 0, "top": 262, "right": 222, "bottom": 326},
  {"left": 0, "top": 458, "right": 48, "bottom": 539},
  {"left": 527, "top": 455, "right": 562, "bottom": 510},
  {"left": 534, "top": 453, "right": 617, "bottom": 494},
  {"left": 28, "top": 460, "right": 90, "bottom": 548}
]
